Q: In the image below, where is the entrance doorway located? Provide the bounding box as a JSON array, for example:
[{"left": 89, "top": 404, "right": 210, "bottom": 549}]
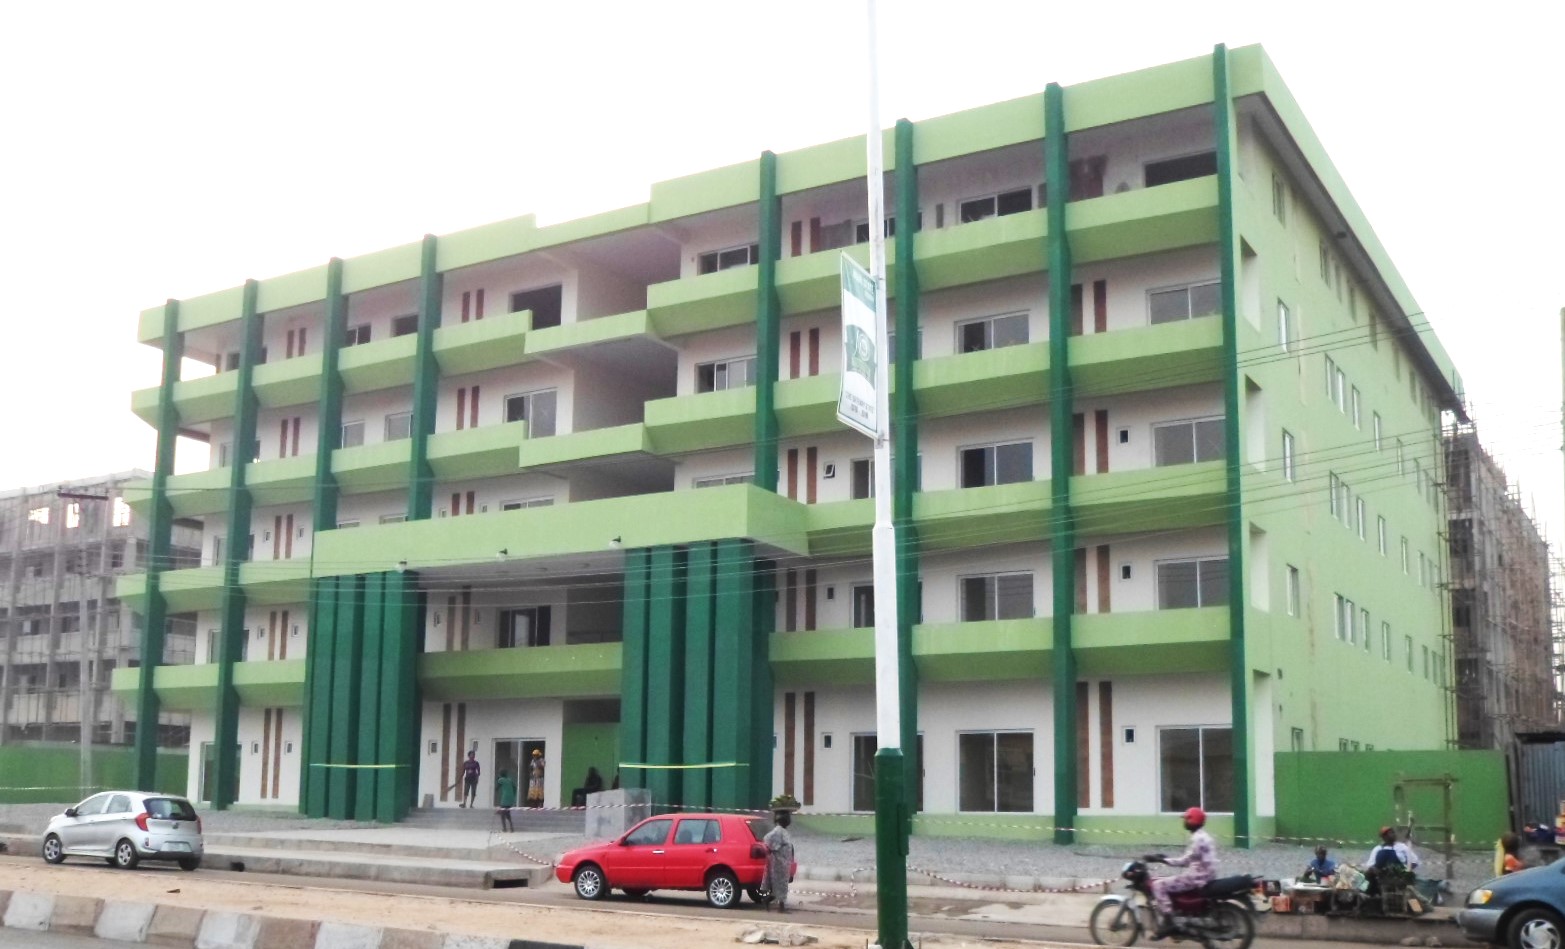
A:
[{"left": 494, "top": 738, "right": 547, "bottom": 807}]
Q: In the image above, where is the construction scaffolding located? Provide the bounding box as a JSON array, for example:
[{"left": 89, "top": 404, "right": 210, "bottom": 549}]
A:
[
  {"left": 0, "top": 472, "right": 201, "bottom": 753},
  {"left": 1443, "top": 422, "right": 1561, "bottom": 748}
]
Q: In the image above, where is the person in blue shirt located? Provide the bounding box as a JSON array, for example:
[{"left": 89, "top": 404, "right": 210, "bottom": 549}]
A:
[{"left": 1302, "top": 845, "right": 1337, "bottom": 883}]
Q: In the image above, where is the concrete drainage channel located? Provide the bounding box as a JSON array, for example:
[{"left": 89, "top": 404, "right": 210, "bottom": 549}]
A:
[{"left": 1, "top": 887, "right": 583, "bottom": 949}]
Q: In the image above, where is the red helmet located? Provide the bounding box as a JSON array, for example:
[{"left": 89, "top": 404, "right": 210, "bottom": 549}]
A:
[{"left": 1184, "top": 807, "right": 1207, "bottom": 827}]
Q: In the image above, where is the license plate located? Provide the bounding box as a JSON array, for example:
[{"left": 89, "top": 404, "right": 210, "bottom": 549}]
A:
[{"left": 163, "top": 842, "right": 191, "bottom": 852}]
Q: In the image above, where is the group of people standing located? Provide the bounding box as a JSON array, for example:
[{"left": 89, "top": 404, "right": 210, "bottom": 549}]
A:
[{"left": 449, "top": 749, "right": 547, "bottom": 832}]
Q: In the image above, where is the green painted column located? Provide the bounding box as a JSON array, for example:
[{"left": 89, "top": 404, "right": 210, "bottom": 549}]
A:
[
  {"left": 406, "top": 234, "right": 441, "bottom": 521},
  {"left": 1212, "top": 43, "right": 1252, "bottom": 847},
  {"left": 618, "top": 549, "right": 650, "bottom": 789},
  {"left": 354, "top": 572, "right": 385, "bottom": 819},
  {"left": 327, "top": 575, "right": 363, "bottom": 819},
  {"left": 134, "top": 300, "right": 183, "bottom": 789},
  {"left": 645, "top": 547, "right": 688, "bottom": 806},
  {"left": 748, "top": 559, "right": 775, "bottom": 808},
  {"left": 681, "top": 543, "right": 716, "bottom": 809},
  {"left": 892, "top": 117, "right": 922, "bottom": 819},
  {"left": 212, "top": 280, "right": 262, "bottom": 810},
  {"left": 383, "top": 570, "right": 422, "bottom": 819},
  {"left": 710, "top": 539, "right": 756, "bottom": 810},
  {"left": 301, "top": 257, "right": 346, "bottom": 812},
  {"left": 753, "top": 151, "right": 781, "bottom": 492},
  {"left": 1045, "top": 83, "right": 1079, "bottom": 845},
  {"left": 304, "top": 577, "right": 337, "bottom": 817}
]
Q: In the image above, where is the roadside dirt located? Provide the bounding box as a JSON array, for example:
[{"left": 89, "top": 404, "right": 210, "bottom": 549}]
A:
[{"left": 0, "top": 860, "right": 1050, "bottom": 948}]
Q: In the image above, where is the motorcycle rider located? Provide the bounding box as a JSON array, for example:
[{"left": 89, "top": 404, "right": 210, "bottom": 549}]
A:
[{"left": 1150, "top": 806, "right": 1218, "bottom": 939}]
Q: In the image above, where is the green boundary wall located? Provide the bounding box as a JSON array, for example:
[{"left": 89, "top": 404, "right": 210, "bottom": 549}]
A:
[
  {"left": 1275, "top": 750, "right": 1508, "bottom": 848},
  {"left": 0, "top": 744, "right": 188, "bottom": 804}
]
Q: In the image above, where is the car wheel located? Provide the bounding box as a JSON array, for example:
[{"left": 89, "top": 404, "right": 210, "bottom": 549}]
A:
[
  {"left": 112, "top": 838, "right": 140, "bottom": 870},
  {"left": 572, "top": 864, "right": 606, "bottom": 901},
  {"left": 41, "top": 834, "right": 65, "bottom": 865},
  {"left": 621, "top": 888, "right": 649, "bottom": 900},
  {"left": 747, "top": 885, "right": 773, "bottom": 906},
  {"left": 1511, "top": 908, "right": 1565, "bottom": 949},
  {"left": 706, "top": 869, "right": 739, "bottom": 909},
  {"left": 178, "top": 857, "right": 202, "bottom": 871}
]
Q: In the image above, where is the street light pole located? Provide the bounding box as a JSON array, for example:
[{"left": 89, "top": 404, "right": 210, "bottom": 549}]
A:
[{"left": 59, "top": 487, "right": 110, "bottom": 797}]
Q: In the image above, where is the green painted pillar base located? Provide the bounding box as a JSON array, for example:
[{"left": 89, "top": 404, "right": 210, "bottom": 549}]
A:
[{"left": 874, "top": 748, "right": 911, "bottom": 949}]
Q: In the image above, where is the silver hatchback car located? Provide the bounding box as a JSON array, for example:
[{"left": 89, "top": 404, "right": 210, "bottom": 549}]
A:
[{"left": 41, "top": 790, "right": 203, "bottom": 870}]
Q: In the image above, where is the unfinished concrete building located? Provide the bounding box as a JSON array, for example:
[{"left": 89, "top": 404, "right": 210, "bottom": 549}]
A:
[
  {"left": 1445, "top": 425, "right": 1560, "bottom": 747},
  {"left": 0, "top": 472, "right": 201, "bottom": 748}
]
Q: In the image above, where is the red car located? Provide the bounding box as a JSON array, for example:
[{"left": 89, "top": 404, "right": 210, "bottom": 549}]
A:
[{"left": 555, "top": 812, "right": 793, "bottom": 908}]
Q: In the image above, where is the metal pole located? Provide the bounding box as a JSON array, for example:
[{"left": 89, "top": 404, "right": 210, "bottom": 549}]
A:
[{"left": 865, "top": 2, "right": 909, "bottom": 947}]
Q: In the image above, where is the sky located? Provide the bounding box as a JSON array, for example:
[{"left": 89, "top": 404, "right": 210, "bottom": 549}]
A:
[{"left": 1, "top": 1, "right": 1562, "bottom": 545}]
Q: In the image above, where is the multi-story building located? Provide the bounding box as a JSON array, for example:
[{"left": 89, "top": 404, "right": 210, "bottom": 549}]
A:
[
  {"left": 0, "top": 472, "right": 199, "bottom": 747},
  {"left": 117, "top": 44, "right": 1462, "bottom": 840},
  {"left": 1445, "top": 424, "right": 1559, "bottom": 748}
]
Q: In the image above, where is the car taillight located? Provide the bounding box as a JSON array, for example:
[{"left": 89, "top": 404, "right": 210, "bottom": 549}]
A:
[
  {"left": 135, "top": 812, "right": 150, "bottom": 831},
  {"left": 750, "top": 843, "right": 767, "bottom": 859},
  {"left": 196, "top": 816, "right": 202, "bottom": 833}
]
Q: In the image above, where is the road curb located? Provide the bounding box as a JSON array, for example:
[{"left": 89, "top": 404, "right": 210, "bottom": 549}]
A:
[{"left": 0, "top": 886, "right": 590, "bottom": 948}]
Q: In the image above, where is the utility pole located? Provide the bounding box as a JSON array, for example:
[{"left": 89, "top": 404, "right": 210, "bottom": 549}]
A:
[{"left": 60, "top": 486, "right": 110, "bottom": 798}]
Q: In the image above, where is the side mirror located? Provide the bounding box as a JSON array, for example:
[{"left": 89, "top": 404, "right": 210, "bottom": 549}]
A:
[{"left": 64, "top": 808, "right": 78, "bottom": 818}]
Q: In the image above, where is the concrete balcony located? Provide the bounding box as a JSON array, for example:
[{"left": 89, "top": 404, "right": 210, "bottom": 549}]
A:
[
  {"left": 331, "top": 439, "right": 412, "bottom": 495},
  {"left": 1070, "top": 316, "right": 1222, "bottom": 398},
  {"left": 254, "top": 354, "right": 325, "bottom": 410},
  {"left": 1067, "top": 175, "right": 1219, "bottom": 265},
  {"left": 517, "top": 423, "right": 655, "bottom": 474},
  {"left": 109, "top": 658, "right": 306, "bottom": 711},
  {"left": 770, "top": 617, "right": 1051, "bottom": 687},
  {"left": 248, "top": 455, "right": 317, "bottom": 509},
  {"left": 434, "top": 309, "right": 529, "bottom": 376},
  {"left": 917, "top": 208, "right": 1048, "bottom": 293},
  {"left": 338, "top": 335, "right": 417, "bottom": 393},
  {"left": 646, "top": 265, "right": 758, "bottom": 338},
  {"left": 428, "top": 420, "right": 528, "bottom": 481},
  {"left": 131, "top": 372, "right": 238, "bottom": 427},
  {"left": 116, "top": 558, "right": 311, "bottom": 614},
  {"left": 1071, "top": 460, "right": 1227, "bottom": 535},
  {"left": 915, "top": 342, "right": 1050, "bottom": 419},
  {"left": 419, "top": 643, "right": 620, "bottom": 701},
  {"left": 644, "top": 387, "right": 756, "bottom": 455},
  {"left": 1073, "top": 606, "right": 1229, "bottom": 676}
]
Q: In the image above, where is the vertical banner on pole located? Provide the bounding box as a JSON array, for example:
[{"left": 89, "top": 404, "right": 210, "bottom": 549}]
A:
[{"left": 838, "top": 254, "right": 879, "bottom": 441}]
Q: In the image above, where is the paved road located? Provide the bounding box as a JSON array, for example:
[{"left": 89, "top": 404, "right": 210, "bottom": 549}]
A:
[{"left": 0, "top": 853, "right": 1434, "bottom": 948}]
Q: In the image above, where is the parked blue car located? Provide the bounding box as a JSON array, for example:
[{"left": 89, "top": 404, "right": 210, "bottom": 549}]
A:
[{"left": 1460, "top": 864, "right": 1565, "bottom": 949}]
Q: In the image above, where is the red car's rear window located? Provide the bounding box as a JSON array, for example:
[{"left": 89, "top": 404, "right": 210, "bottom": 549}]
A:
[{"left": 743, "top": 818, "right": 771, "bottom": 841}]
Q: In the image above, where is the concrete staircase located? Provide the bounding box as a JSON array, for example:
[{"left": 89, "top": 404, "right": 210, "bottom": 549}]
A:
[{"left": 402, "top": 805, "right": 587, "bottom": 835}]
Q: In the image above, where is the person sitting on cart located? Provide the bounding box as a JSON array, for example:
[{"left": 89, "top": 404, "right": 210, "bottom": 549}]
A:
[
  {"left": 1366, "top": 826, "right": 1419, "bottom": 873},
  {"left": 1301, "top": 845, "right": 1337, "bottom": 883}
]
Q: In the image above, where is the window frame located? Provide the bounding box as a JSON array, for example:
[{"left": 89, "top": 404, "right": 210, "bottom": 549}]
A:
[
  {"left": 957, "top": 729, "right": 1034, "bottom": 813},
  {"left": 957, "top": 187, "right": 1034, "bottom": 224},
  {"left": 1281, "top": 430, "right": 1296, "bottom": 482},
  {"left": 695, "top": 355, "right": 758, "bottom": 393},
  {"left": 1155, "top": 557, "right": 1229, "bottom": 610},
  {"left": 1286, "top": 564, "right": 1301, "bottom": 617},
  {"left": 697, "top": 243, "right": 760, "bottom": 275},
  {"left": 1147, "top": 279, "right": 1221, "bottom": 325},
  {"left": 957, "top": 440, "right": 1033, "bottom": 488},
  {"left": 1152, "top": 416, "right": 1225, "bottom": 467},
  {"left": 504, "top": 388, "right": 559, "bottom": 438},
  {"left": 693, "top": 472, "right": 752, "bottom": 489},
  {"left": 384, "top": 412, "right": 413, "bottom": 442},
  {"left": 1158, "top": 724, "right": 1234, "bottom": 813},
  {"left": 955, "top": 311, "right": 1029, "bottom": 353},
  {"left": 340, "top": 419, "right": 366, "bottom": 449},
  {"left": 959, "top": 571, "right": 1035, "bottom": 622}
]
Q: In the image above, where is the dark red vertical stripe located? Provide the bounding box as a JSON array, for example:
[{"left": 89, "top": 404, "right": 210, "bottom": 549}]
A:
[
  {"left": 1099, "top": 682, "right": 1115, "bottom": 807},
  {"left": 1072, "top": 413, "right": 1086, "bottom": 476},
  {"left": 1076, "top": 682, "right": 1090, "bottom": 805},
  {"left": 808, "top": 217, "right": 821, "bottom": 253},
  {"left": 475, "top": 288, "right": 485, "bottom": 320},
  {"left": 1093, "top": 279, "right": 1108, "bottom": 333},
  {"left": 784, "top": 569, "right": 798, "bottom": 633},
  {"left": 783, "top": 692, "right": 797, "bottom": 795},
  {"left": 808, "top": 328, "right": 820, "bottom": 376},
  {"left": 1097, "top": 545, "right": 1110, "bottom": 614},
  {"left": 803, "top": 691, "right": 816, "bottom": 805},
  {"left": 790, "top": 220, "right": 802, "bottom": 258},
  {"left": 1094, "top": 410, "right": 1109, "bottom": 474},
  {"left": 786, "top": 448, "right": 798, "bottom": 501},
  {"left": 803, "top": 569, "right": 817, "bottom": 631},
  {"left": 806, "top": 447, "right": 818, "bottom": 503},
  {"left": 470, "top": 385, "right": 480, "bottom": 428},
  {"left": 456, "top": 388, "right": 467, "bottom": 431},
  {"left": 279, "top": 609, "right": 289, "bottom": 661},
  {"left": 461, "top": 291, "right": 471, "bottom": 323},
  {"left": 789, "top": 332, "right": 801, "bottom": 380}
]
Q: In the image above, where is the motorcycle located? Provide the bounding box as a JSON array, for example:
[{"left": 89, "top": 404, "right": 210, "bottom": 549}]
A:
[{"left": 1089, "top": 855, "right": 1259, "bottom": 949}]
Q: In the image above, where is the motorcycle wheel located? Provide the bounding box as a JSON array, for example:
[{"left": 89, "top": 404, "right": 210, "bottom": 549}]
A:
[
  {"left": 1089, "top": 898, "right": 1143, "bottom": 948},
  {"left": 1207, "top": 901, "right": 1255, "bottom": 949}
]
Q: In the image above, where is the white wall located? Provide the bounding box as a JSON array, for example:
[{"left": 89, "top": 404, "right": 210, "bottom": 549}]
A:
[
  {"left": 1081, "top": 384, "right": 1225, "bottom": 473},
  {"left": 921, "top": 275, "right": 1048, "bottom": 357},
  {"left": 676, "top": 207, "right": 760, "bottom": 280},
  {"left": 920, "top": 407, "right": 1047, "bottom": 492},
  {"left": 422, "top": 584, "right": 566, "bottom": 653},
  {"left": 1086, "top": 246, "right": 1222, "bottom": 334},
  {"left": 341, "top": 387, "right": 415, "bottom": 447},
  {"left": 675, "top": 325, "right": 758, "bottom": 397},
  {"left": 418, "top": 698, "right": 563, "bottom": 809},
  {"left": 1096, "top": 526, "right": 1228, "bottom": 614},
  {"left": 345, "top": 280, "right": 419, "bottom": 342},
  {"left": 676, "top": 448, "right": 754, "bottom": 490},
  {"left": 920, "top": 542, "right": 1051, "bottom": 622},
  {"left": 436, "top": 363, "right": 571, "bottom": 435}
]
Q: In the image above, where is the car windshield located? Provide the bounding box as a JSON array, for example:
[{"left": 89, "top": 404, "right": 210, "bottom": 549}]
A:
[{"left": 144, "top": 798, "right": 199, "bottom": 821}]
